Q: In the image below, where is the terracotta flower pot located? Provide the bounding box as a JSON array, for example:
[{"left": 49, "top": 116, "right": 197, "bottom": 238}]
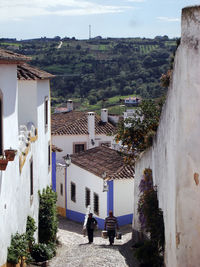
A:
[
  {"left": 5, "top": 149, "right": 17, "bottom": 161},
  {"left": 0, "top": 158, "right": 8, "bottom": 170}
]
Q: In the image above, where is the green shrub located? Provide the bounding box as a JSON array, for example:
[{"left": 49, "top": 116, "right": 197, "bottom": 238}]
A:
[
  {"left": 31, "top": 243, "right": 55, "bottom": 262},
  {"left": 38, "top": 186, "right": 58, "bottom": 244},
  {"left": 26, "top": 216, "right": 37, "bottom": 248},
  {"left": 7, "top": 233, "right": 32, "bottom": 266}
]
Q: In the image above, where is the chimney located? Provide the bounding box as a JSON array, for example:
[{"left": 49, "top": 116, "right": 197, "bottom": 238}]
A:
[
  {"left": 67, "top": 99, "right": 73, "bottom": 111},
  {"left": 101, "top": 109, "right": 108, "bottom": 123},
  {"left": 88, "top": 112, "right": 95, "bottom": 148}
]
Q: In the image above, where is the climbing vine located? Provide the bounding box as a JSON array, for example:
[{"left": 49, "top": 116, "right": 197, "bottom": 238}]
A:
[{"left": 135, "top": 168, "right": 165, "bottom": 267}]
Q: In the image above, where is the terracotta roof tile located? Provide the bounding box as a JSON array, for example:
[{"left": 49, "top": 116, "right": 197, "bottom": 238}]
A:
[
  {"left": 71, "top": 146, "right": 134, "bottom": 180},
  {"left": 17, "top": 64, "right": 54, "bottom": 80},
  {"left": 0, "top": 49, "right": 30, "bottom": 62},
  {"left": 51, "top": 111, "right": 116, "bottom": 136}
]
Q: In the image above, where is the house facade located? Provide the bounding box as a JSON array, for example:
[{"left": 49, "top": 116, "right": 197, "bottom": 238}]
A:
[
  {"left": 124, "top": 96, "right": 140, "bottom": 106},
  {"left": 0, "top": 50, "right": 53, "bottom": 267},
  {"left": 53, "top": 146, "right": 134, "bottom": 229},
  {"left": 51, "top": 106, "right": 116, "bottom": 162}
]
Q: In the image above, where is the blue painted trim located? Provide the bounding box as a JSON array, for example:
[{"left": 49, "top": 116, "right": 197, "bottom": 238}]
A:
[
  {"left": 66, "top": 209, "right": 105, "bottom": 229},
  {"left": 117, "top": 213, "right": 133, "bottom": 226},
  {"left": 52, "top": 152, "right": 56, "bottom": 192},
  {"left": 65, "top": 168, "right": 67, "bottom": 211},
  {"left": 107, "top": 180, "right": 113, "bottom": 216}
]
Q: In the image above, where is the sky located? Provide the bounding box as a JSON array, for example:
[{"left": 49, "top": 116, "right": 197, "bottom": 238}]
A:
[{"left": 0, "top": 0, "right": 200, "bottom": 40}]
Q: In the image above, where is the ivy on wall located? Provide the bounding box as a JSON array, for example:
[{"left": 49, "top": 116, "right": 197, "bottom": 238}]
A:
[{"left": 134, "top": 168, "right": 165, "bottom": 267}]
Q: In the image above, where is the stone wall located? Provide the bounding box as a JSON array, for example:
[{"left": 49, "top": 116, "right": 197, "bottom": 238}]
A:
[{"left": 133, "top": 6, "right": 200, "bottom": 267}]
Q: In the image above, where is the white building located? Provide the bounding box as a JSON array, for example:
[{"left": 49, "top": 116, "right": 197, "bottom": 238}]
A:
[
  {"left": 55, "top": 146, "right": 134, "bottom": 228},
  {"left": 124, "top": 96, "right": 140, "bottom": 106},
  {"left": 0, "top": 49, "right": 53, "bottom": 267},
  {"left": 51, "top": 106, "right": 116, "bottom": 161}
]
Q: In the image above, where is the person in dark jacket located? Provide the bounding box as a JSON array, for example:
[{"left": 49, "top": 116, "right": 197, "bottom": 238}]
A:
[
  {"left": 86, "top": 213, "right": 97, "bottom": 244},
  {"left": 104, "top": 210, "right": 119, "bottom": 245}
]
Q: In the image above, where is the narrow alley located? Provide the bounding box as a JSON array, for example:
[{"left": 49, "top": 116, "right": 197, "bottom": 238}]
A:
[{"left": 48, "top": 217, "right": 138, "bottom": 267}]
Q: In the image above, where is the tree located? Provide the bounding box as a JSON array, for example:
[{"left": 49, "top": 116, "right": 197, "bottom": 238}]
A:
[{"left": 116, "top": 99, "right": 163, "bottom": 161}]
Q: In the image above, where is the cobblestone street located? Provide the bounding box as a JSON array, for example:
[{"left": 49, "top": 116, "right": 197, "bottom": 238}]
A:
[{"left": 49, "top": 216, "right": 138, "bottom": 267}]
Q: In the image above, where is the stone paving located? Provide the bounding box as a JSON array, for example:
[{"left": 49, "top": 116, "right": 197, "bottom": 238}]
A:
[{"left": 48, "top": 216, "right": 139, "bottom": 267}]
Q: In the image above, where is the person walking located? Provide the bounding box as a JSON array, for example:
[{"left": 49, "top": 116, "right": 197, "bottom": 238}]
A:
[
  {"left": 104, "top": 210, "right": 119, "bottom": 245},
  {"left": 86, "top": 213, "right": 97, "bottom": 244}
]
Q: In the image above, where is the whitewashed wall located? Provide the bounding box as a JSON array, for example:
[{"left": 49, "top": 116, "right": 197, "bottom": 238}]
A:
[
  {"left": 133, "top": 6, "right": 200, "bottom": 267},
  {"left": 36, "top": 80, "right": 51, "bottom": 189},
  {"left": 56, "top": 165, "right": 66, "bottom": 209},
  {"left": 52, "top": 134, "right": 114, "bottom": 161},
  {"left": 0, "top": 67, "right": 51, "bottom": 266},
  {"left": 114, "top": 179, "right": 134, "bottom": 217},
  {"left": 0, "top": 65, "right": 18, "bottom": 150},
  {"left": 67, "top": 163, "right": 107, "bottom": 219},
  {"left": 18, "top": 80, "right": 37, "bottom": 126}
]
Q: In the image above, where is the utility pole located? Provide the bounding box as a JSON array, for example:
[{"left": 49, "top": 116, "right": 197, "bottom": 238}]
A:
[{"left": 89, "top": 25, "right": 91, "bottom": 39}]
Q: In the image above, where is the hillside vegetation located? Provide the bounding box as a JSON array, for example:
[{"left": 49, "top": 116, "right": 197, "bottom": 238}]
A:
[{"left": 0, "top": 36, "right": 176, "bottom": 110}]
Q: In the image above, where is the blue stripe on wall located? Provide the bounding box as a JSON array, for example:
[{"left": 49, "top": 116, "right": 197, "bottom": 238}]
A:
[
  {"left": 66, "top": 208, "right": 133, "bottom": 228},
  {"left": 65, "top": 168, "right": 67, "bottom": 212},
  {"left": 117, "top": 213, "right": 133, "bottom": 226},
  {"left": 52, "top": 152, "right": 56, "bottom": 192},
  {"left": 107, "top": 180, "right": 113, "bottom": 216},
  {"left": 66, "top": 209, "right": 105, "bottom": 229}
]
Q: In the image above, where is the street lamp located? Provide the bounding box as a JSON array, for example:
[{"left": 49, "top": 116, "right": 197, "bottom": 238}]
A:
[{"left": 63, "top": 154, "right": 71, "bottom": 167}]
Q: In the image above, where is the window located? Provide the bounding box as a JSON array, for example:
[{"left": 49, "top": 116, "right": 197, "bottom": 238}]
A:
[
  {"left": 0, "top": 96, "right": 3, "bottom": 155},
  {"left": 73, "top": 143, "right": 86, "bottom": 154},
  {"left": 85, "top": 188, "right": 90, "bottom": 207},
  {"left": 71, "top": 182, "right": 76, "bottom": 202},
  {"left": 93, "top": 193, "right": 99, "bottom": 215},
  {"left": 60, "top": 183, "right": 63, "bottom": 196},
  {"left": 44, "top": 96, "right": 48, "bottom": 128},
  {"left": 30, "top": 159, "right": 33, "bottom": 196}
]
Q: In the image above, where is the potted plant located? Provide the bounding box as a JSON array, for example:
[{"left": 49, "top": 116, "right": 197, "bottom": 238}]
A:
[
  {"left": 0, "top": 155, "right": 8, "bottom": 170},
  {"left": 5, "top": 148, "right": 17, "bottom": 161}
]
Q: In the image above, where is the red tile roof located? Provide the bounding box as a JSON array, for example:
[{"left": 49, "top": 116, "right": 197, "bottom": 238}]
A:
[
  {"left": 51, "top": 111, "right": 116, "bottom": 136},
  {"left": 71, "top": 146, "right": 134, "bottom": 180},
  {"left": 17, "top": 63, "right": 54, "bottom": 80},
  {"left": 0, "top": 49, "right": 30, "bottom": 62}
]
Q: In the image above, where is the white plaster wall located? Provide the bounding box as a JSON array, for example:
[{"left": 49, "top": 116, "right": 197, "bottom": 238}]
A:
[
  {"left": 36, "top": 80, "right": 51, "bottom": 189},
  {"left": 114, "top": 179, "right": 134, "bottom": 217},
  {"left": 18, "top": 80, "right": 37, "bottom": 126},
  {"left": 52, "top": 135, "right": 88, "bottom": 161},
  {"left": 95, "top": 135, "right": 114, "bottom": 147},
  {"left": 67, "top": 163, "right": 107, "bottom": 219},
  {"left": 0, "top": 64, "right": 18, "bottom": 150},
  {"left": 133, "top": 6, "right": 200, "bottom": 267},
  {"left": 0, "top": 71, "right": 51, "bottom": 266},
  {"left": 52, "top": 134, "right": 114, "bottom": 161},
  {"left": 56, "top": 165, "right": 66, "bottom": 208}
]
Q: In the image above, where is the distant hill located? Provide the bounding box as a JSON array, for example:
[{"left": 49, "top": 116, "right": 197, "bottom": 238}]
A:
[{"left": 0, "top": 36, "right": 177, "bottom": 109}]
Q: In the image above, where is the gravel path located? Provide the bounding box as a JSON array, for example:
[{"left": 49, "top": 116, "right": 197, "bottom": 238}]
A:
[{"left": 48, "top": 216, "right": 139, "bottom": 267}]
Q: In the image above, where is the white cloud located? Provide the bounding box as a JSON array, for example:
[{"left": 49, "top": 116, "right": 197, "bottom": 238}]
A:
[
  {"left": 157, "top": 16, "right": 180, "bottom": 22},
  {"left": 0, "top": 0, "right": 133, "bottom": 21}
]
